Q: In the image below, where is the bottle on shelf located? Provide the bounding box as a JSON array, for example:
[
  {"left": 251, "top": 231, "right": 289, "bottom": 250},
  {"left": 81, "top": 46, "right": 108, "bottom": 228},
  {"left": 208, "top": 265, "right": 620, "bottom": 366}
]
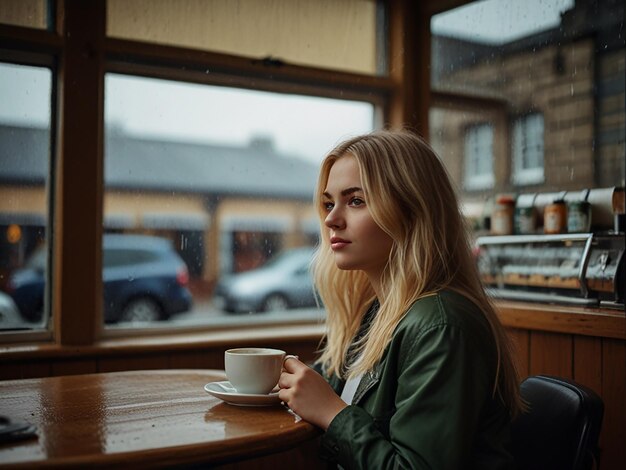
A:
[
  {"left": 492, "top": 195, "right": 515, "bottom": 235},
  {"left": 544, "top": 199, "right": 567, "bottom": 234}
]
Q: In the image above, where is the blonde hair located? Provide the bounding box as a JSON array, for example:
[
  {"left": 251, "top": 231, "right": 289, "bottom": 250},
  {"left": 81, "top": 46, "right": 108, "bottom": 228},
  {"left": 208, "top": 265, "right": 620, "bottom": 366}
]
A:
[{"left": 313, "top": 130, "right": 522, "bottom": 414}]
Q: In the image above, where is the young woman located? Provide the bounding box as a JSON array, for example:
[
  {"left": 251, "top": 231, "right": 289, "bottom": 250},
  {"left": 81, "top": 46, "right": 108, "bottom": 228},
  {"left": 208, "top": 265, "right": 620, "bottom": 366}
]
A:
[{"left": 278, "top": 130, "right": 521, "bottom": 469}]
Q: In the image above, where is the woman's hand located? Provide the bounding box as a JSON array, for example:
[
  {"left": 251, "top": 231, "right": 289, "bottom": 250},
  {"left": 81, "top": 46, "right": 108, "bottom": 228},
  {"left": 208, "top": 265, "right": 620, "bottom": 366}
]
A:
[{"left": 278, "top": 357, "right": 347, "bottom": 430}]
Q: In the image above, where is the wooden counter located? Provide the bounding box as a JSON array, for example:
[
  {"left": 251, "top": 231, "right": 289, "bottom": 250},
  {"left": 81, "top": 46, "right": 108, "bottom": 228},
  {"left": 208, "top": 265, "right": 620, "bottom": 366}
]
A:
[
  {"left": 0, "top": 369, "right": 321, "bottom": 469},
  {"left": 495, "top": 299, "right": 625, "bottom": 339}
]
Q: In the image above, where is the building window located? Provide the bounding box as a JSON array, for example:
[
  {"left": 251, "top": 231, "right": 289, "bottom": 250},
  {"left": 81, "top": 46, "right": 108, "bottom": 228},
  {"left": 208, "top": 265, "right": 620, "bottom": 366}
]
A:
[
  {"left": 512, "top": 113, "right": 544, "bottom": 185},
  {"left": 464, "top": 123, "right": 494, "bottom": 190}
]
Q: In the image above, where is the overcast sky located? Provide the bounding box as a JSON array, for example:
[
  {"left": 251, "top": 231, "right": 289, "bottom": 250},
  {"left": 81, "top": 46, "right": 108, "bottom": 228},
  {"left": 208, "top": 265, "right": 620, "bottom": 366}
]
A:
[
  {"left": 104, "top": 74, "right": 375, "bottom": 164},
  {"left": 1, "top": 0, "right": 574, "bottom": 164}
]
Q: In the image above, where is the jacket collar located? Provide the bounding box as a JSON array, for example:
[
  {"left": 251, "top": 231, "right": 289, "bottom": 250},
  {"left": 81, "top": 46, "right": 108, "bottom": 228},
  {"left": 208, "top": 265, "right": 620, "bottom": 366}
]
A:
[{"left": 352, "top": 362, "right": 382, "bottom": 405}]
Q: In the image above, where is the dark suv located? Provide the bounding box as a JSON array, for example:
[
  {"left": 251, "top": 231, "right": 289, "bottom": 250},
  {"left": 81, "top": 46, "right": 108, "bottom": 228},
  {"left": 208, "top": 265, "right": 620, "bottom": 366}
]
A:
[{"left": 7, "top": 234, "right": 193, "bottom": 323}]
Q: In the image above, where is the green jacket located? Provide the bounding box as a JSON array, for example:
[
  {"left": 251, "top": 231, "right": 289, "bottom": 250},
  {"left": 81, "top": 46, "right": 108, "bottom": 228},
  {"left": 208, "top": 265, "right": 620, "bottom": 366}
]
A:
[{"left": 319, "top": 290, "right": 515, "bottom": 470}]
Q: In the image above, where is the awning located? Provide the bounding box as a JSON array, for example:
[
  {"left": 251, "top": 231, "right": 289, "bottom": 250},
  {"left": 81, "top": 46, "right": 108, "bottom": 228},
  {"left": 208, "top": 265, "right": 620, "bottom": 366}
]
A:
[
  {"left": 104, "top": 213, "right": 136, "bottom": 229},
  {"left": 142, "top": 212, "right": 210, "bottom": 231},
  {"left": 220, "top": 214, "right": 292, "bottom": 232}
]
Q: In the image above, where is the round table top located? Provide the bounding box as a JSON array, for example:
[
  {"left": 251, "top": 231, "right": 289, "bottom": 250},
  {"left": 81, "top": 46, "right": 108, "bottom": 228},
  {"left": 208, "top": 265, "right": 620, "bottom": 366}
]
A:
[{"left": 0, "top": 369, "right": 319, "bottom": 468}]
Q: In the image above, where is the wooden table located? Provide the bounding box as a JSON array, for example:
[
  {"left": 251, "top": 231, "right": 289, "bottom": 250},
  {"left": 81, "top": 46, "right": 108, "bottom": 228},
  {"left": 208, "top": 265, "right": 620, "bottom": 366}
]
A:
[{"left": 0, "top": 369, "right": 321, "bottom": 468}]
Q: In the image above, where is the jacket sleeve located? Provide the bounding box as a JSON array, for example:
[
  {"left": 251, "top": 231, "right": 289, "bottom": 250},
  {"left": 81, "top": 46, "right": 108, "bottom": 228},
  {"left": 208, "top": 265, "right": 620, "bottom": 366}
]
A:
[{"left": 319, "top": 322, "right": 495, "bottom": 470}]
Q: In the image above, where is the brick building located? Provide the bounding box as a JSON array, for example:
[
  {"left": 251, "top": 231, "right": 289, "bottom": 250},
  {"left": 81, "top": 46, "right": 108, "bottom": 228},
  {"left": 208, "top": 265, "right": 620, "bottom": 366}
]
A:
[{"left": 430, "top": 0, "right": 625, "bottom": 209}]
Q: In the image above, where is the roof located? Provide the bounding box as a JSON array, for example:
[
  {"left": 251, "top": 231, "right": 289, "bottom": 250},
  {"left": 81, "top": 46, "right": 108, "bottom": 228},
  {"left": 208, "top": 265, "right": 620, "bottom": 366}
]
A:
[{"left": 0, "top": 124, "right": 319, "bottom": 200}]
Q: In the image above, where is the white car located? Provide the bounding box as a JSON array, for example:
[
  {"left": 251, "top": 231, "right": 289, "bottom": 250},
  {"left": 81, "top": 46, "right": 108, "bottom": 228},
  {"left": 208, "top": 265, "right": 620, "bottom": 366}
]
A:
[
  {"left": 0, "top": 291, "right": 25, "bottom": 330},
  {"left": 212, "top": 247, "right": 318, "bottom": 313}
]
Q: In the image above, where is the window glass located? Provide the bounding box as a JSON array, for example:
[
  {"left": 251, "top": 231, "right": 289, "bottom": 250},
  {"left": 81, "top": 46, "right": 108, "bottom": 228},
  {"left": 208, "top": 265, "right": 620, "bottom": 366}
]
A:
[
  {"left": 106, "top": 0, "right": 385, "bottom": 75},
  {"left": 104, "top": 73, "right": 375, "bottom": 328},
  {"left": 0, "top": 0, "right": 49, "bottom": 29},
  {"left": 464, "top": 123, "right": 494, "bottom": 190},
  {"left": 512, "top": 113, "right": 544, "bottom": 186},
  {"left": 0, "top": 62, "right": 52, "bottom": 331},
  {"left": 430, "top": 0, "right": 625, "bottom": 233}
]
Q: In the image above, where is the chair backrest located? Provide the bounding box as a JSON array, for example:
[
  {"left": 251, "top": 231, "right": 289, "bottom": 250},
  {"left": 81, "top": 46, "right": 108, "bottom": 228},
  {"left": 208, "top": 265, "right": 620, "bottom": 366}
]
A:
[{"left": 511, "top": 375, "right": 604, "bottom": 470}]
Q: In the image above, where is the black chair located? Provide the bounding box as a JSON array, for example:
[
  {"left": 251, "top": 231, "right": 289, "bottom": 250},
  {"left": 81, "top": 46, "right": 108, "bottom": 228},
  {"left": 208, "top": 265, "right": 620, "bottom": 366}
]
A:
[{"left": 511, "top": 375, "right": 604, "bottom": 470}]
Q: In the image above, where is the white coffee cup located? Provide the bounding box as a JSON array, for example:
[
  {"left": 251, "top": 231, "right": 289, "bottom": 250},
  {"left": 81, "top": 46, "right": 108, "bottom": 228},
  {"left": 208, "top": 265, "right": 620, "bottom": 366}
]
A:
[{"left": 224, "top": 348, "right": 286, "bottom": 394}]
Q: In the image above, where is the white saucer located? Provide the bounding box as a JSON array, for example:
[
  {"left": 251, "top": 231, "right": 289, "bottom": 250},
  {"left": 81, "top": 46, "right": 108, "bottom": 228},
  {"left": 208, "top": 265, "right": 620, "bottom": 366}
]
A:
[{"left": 204, "top": 381, "right": 281, "bottom": 407}]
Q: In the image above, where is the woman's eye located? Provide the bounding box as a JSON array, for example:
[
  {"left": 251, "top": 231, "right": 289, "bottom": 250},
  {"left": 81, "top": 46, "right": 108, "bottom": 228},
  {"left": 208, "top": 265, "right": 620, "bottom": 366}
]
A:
[
  {"left": 323, "top": 201, "right": 334, "bottom": 211},
  {"left": 350, "top": 197, "right": 365, "bottom": 207}
]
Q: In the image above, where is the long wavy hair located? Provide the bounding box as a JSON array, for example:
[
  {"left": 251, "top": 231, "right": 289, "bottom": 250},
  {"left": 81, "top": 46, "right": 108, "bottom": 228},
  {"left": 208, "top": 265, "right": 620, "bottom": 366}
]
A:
[{"left": 313, "top": 130, "right": 522, "bottom": 415}]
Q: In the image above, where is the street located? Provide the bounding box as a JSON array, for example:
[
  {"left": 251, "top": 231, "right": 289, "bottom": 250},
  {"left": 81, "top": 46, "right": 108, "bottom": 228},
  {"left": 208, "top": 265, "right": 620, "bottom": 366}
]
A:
[{"left": 169, "top": 299, "right": 326, "bottom": 327}]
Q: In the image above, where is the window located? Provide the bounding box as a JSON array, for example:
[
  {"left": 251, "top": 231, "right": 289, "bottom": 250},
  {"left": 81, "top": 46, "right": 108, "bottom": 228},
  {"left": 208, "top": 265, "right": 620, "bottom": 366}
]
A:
[
  {"left": 0, "top": 1, "right": 391, "bottom": 342},
  {"left": 464, "top": 123, "right": 494, "bottom": 190},
  {"left": 512, "top": 113, "right": 544, "bottom": 185},
  {"left": 0, "top": 63, "right": 52, "bottom": 332},
  {"left": 104, "top": 74, "right": 375, "bottom": 328},
  {"left": 1, "top": 0, "right": 622, "bottom": 344}
]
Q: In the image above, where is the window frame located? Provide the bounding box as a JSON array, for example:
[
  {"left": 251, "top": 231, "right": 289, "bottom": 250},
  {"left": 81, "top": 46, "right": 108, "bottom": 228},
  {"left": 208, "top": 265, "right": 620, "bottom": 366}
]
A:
[
  {"left": 0, "top": 0, "right": 426, "bottom": 346},
  {"left": 0, "top": 27, "right": 61, "bottom": 344}
]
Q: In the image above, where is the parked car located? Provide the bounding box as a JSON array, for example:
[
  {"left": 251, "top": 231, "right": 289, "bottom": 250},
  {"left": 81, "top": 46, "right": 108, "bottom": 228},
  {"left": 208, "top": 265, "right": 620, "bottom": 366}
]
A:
[
  {"left": 7, "top": 234, "right": 193, "bottom": 323},
  {"left": 212, "top": 247, "right": 317, "bottom": 313}
]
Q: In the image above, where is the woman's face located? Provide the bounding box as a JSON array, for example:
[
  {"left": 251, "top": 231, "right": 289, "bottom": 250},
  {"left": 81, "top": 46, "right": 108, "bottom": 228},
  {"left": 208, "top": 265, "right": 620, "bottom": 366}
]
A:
[{"left": 322, "top": 155, "right": 393, "bottom": 285}]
